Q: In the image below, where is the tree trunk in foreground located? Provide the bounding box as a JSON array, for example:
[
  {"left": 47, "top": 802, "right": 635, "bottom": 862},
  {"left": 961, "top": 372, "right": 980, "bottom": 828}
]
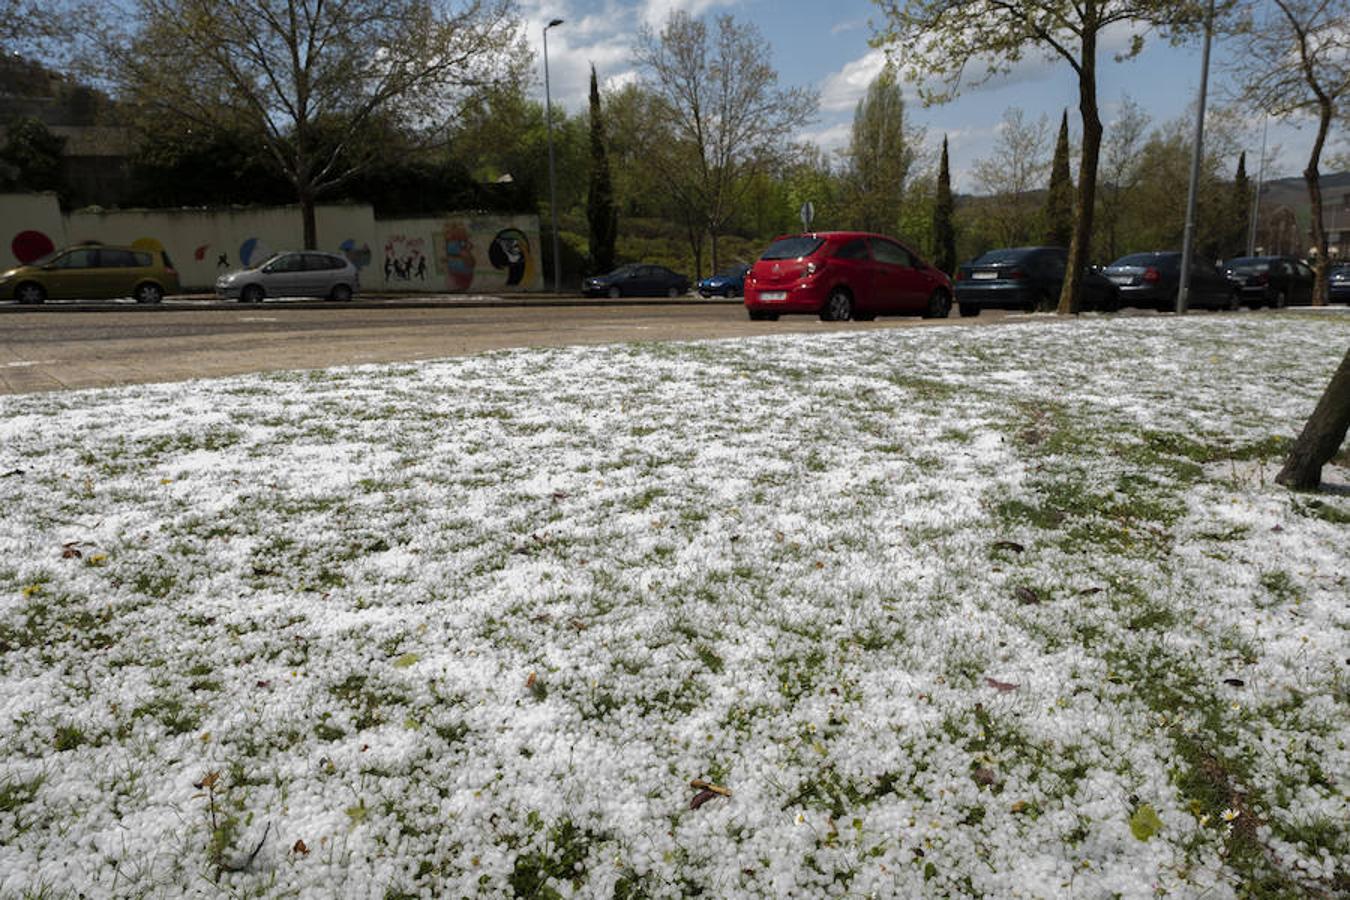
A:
[{"left": 1276, "top": 346, "right": 1350, "bottom": 489}]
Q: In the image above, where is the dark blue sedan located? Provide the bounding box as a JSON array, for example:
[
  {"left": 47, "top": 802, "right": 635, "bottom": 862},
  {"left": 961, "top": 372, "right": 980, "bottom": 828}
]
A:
[
  {"left": 582, "top": 264, "right": 690, "bottom": 298},
  {"left": 698, "top": 263, "right": 750, "bottom": 298}
]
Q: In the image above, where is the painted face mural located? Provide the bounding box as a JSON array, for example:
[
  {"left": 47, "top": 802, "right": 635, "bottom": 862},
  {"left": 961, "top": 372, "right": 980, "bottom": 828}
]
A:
[
  {"left": 488, "top": 229, "right": 531, "bottom": 287},
  {"left": 339, "top": 239, "right": 372, "bottom": 269},
  {"left": 442, "top": 224, "right": 475, "bottom": 291}
]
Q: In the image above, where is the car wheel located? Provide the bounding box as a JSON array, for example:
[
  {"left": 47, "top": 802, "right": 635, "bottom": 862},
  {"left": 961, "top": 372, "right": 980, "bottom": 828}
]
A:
[
  {"left": 329, "top": 283, "right": 353, "bottom": 302},
  {"left": 958, "top": 302, "right": 980, "bottom": 318},
  {"left": 241, "top": 284, "right": 264, "bottom": 304},
  {"left": 16, "top": 282, "right": 46, "bottom": 304},
  {"left": 134, "top": 282, "right": 164, "bottom": 304},
  {"left": 667, "top": 286, "right": 680, "bottom": 298},
  {"left": 820, "top": 288, "right": 852, "bottom": 322},
  {"left": 1227, "top": 289, "right": 1241, "bottom": 311},
  {"left": 607, "top": 285, "right": 621, "bottom": 299},
  {"left": 924, "top": 290, "right": 951, "bottom": 319},
  {"left": 1272, "top": 290, "right": 1286, "bottom": 309}
]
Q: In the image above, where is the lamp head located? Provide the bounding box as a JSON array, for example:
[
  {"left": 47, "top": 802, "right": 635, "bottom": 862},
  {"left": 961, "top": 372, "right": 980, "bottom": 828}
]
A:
[{"left": 547, "top": 18, "right": 564, "bottom": 28}]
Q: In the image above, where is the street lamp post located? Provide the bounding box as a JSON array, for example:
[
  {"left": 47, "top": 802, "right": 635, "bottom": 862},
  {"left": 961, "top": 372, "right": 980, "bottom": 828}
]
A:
[
  {"left": 1177, "top": 0, "right": 1216, "bottom": 315},
  {"left": 543, "top": 18, "right": 564, "bottom": 294}
]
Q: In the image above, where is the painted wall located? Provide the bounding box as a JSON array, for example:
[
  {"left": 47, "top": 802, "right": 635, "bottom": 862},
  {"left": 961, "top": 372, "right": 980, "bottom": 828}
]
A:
[{"left": 0, "top": 194, "right": 543, "bottom": 293}]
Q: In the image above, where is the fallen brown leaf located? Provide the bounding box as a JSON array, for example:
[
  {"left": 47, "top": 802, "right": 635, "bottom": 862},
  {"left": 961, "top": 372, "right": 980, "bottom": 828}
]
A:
[
  {"left": 985, "top": 677, "right": 1019, "bottom": 693},
  {"left": 689, "top": 789, "right": 719, "bottom": 810}
]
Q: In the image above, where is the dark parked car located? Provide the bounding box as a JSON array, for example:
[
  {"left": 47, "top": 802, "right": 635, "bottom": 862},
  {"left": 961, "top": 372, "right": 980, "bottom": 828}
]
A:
[
  {"left": 583, "top": 264, "right": 690, "bottom": 298},
  {"left": 954, "top": 246, "right": 1118, "bottom": 315},
  {"left": 698, "top": 263, "right": 750, "bottom": 297},
  {"left": 744, "top": 231, "right": 952, "bottom": 321},
  {"left": 1102, "top": 252, "right": 1239, "bottom": 311},
  {"left": 215, "top": 251, "right": 359, "bottom": 302},
  {"left": 1330, "top": 263, "right": 1350, "bottom": 304},
  {"left": 1222, "top": 255, "right": 1315, "bottom": 307}
]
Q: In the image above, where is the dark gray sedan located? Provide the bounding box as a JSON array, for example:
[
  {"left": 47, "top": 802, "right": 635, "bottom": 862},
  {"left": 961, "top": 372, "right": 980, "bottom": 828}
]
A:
[{"left": 216, "top": 251, "right": 360, "bottom": 302}]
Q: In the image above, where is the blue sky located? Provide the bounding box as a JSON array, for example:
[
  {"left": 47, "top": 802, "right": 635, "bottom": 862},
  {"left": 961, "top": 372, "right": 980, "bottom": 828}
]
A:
[{"left": 521, "top": 0, "right": 1340, "bottom": 192}]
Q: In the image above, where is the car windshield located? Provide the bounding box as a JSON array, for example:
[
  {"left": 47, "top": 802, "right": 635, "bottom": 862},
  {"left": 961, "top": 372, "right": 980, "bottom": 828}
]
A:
[
  {"left": 607, "top": 265, "right": 639, "bottom": 277},
  {"left": 251, "top": 253, "right": 284, "bottom": 270},
  {"left": 971, "top": 249, "right": 1034, "bottom": 266},
  {"left": 761, "top": 237, "right": 824, "bottom": 260}
]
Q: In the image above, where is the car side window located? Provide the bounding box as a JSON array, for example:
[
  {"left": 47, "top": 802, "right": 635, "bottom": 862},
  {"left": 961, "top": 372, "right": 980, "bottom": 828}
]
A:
[
  {"left": 303, "top": 254, "right": 333, "bottom": 271},
  {"left": 133, "top": 251, "right": 152, "bottom": 267},
  {"left": 100, "top": 249, "right": 137, "bottom": 267},
  {"left": 870, "top": 239, "right": 913, "bottom": 267},
  {"left": 273, "top": 254, "right": 303, "bottom": 273},
  {"left": 833, "top": 239, "right": 869, "bottom": 260},
  {"left": 56, "top": 249, "right": 99, "bottom": 268}
]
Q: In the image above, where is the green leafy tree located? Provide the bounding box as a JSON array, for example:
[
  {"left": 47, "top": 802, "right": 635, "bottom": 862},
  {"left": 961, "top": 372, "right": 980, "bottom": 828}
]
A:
[
  {"left": 873, "top": 0, "right": 1210, "bottom": 313},
  {"left": 932, "top": 135, "right": 957, "bottom": 274},
  {"left": 1228, "top": 0, "right": 1349, "bottom": 304},
  {"left": 637, "top": 10, "right": 818, "bottom": 275},
  {"left": 0, "top": 116, "right": 68, "bottom": 197},
  {"left": 586, "top": 66, "right": 618, "bottom": 275},
  {"left": 846, "top": 63, "right": 922, "bottom": 234},
  {"left": 1227, "top": 151, "right": 1252, "bottom": 258},
  {"left": 1095, "top": 96, "right": 1150, "bottom": 262},
  {"left": 102, "top": 0, "right": 526, "bottom": 249},
  {"left": 1043, "top": 110, "right": 1075, "bottom": 249}
]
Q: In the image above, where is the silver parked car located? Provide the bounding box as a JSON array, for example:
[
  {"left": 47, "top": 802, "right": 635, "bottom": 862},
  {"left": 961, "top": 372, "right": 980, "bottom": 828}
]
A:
[{"left": 215, "top": 251, "right": 359, "bottom": 302}]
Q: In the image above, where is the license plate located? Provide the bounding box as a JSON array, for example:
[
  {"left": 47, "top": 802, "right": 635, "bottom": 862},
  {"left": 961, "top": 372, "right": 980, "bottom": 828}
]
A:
[
  {"left": 971, "top": 271, "right": 997, "bottom": 280},
  {"left": 760, "top": 291, "right": 787, "bottom": 301},
  {"left": 1110, "top": 275, "right": 1132, "bottom": 285}
]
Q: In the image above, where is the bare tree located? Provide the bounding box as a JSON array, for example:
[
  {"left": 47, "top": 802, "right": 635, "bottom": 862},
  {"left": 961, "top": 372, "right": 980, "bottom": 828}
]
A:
[
  {"left": 98, "top": 0, "right": 525, "bottom": 248},
  {"left": 637, "top": 11, "right": 817, "bottom": 275},
  {"left": 1096, "top": 96, "right": 1151, "bottom": 262},
  {"left": 1228, "top": 0, "right": 1349, "bottom": 304},
  {"left": 970, "top": 108, "right": 1051, "bottom": 246},
  {"left": 872, "top": 0, "right": 1209, "bottom": 313}
]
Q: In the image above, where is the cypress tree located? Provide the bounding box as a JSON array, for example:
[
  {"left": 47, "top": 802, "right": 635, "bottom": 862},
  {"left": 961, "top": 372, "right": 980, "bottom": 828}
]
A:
[
  {"left": 1044, "top": 110, "right": 1073, "bottom": 248},
  {"left": 586, "top": 65, "right": 618, "bottom": 274},
  {"left": 1232, "top": 151, "right": 1251, "bottom": 258},
  {"left": 933, "top": 135, "right": 956, "bottom": 275}
]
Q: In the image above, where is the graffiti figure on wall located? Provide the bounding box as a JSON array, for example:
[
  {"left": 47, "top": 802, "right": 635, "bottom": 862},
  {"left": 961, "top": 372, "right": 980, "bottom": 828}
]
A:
[
  {"left": 488, "top": 228, "right": 532, "bottom": 287},
  {"left": 383, "top": 235, "right": 427, "bottom": 284},
  {"left": 442, "top": 224, "right": 475, "bottom": 291}
]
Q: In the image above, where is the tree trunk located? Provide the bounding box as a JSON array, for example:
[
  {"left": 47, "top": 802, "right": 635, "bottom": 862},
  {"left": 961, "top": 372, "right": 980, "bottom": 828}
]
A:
[
  {"left": 1058, "top": 27, "right": 1101, "bottom": 316},
  {"left": 1277, "top": 346, "right": 1350, "bottom": 489},
  {"left": 300, "top": 188, "right": 318, "bottom": 250},
  {"left": 1304, "top": 96, "right": 1332, "bottom": 306}
]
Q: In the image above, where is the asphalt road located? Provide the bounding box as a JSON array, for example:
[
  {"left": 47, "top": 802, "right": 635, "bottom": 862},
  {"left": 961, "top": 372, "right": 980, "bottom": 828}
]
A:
[{"left": 0, "top": 297, "right": 1015, "bottom": 395}]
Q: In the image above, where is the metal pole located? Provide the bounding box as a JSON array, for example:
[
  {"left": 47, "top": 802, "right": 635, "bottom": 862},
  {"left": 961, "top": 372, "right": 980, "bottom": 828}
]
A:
[
  {"left": 1177, "top": 0, "right": 1215, "bottom": 315},
  {"left": 1246, "top": 115, "right": 1268, "bottom": 257},
  {"left": 544, "top": 18, "right": 564, "bottom": 293}
]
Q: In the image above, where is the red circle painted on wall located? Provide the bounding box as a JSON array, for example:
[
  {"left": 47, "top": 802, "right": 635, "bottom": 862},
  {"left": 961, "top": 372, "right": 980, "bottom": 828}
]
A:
[{"left": 12, "top": 230, "right": 56, "bottom": 264}]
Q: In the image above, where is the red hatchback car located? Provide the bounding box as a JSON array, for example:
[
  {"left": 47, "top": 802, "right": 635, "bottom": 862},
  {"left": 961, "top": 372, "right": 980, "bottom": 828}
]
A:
[{"left": 744, "top": 232, "right": 953, "bottom": 321}]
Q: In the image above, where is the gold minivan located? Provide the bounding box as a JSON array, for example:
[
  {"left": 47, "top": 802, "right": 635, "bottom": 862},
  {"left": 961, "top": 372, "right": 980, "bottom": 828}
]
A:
[{"left": 0, "top": 243, "right": 181, "bottom": 304}]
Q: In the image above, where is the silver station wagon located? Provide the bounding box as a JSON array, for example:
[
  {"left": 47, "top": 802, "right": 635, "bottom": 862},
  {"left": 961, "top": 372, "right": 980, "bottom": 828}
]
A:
[{"left": 216, "top": 250, "right": 359, "bottom": 302}]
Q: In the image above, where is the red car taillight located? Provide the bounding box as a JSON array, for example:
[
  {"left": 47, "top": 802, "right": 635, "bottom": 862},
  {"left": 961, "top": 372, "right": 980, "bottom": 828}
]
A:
[
  {"left": 1143, "top": 266, "right": 1161, "bottom": 283},
  {"left": 955, "top": 269, "right": 966, "bottom": 281},
  {"left": 1008, "top": 268, "right": 1027, "bottom": 280}
]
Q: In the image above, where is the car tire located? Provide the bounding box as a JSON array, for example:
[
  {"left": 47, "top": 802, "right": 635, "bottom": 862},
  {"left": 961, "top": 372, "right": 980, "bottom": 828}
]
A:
[
  {"left": 924, "top": 290, "right": 951, "bottom": 319},
  {"left": 1227, "top": 289, "right": 1241, "bottom": 311},
  {"left": 958, "top": 302, "right": 980, "bottom": 318},
  {"left": 134, "top": 282, "right": 164, "bottom": 304},
  {"left": 15, "top": 282, "right": 46, "bottom": 304},
  {"left": 329, "top": 283, "right": 353, "bottom": 302},
  {"left": 667, "top": 286, "right": 680, "bottom": 298},
  {"left": 1273, "top": 290, "right": 1286, "bottom": 309},
  {"left": 241, "top": 284, "right": 264, "bottom": 304},
  {"left": 607, "top": 286, "right": 621, "bottom": 299},
  {"left": 820, "top": 288, "right": 852, "bottom": 322}
]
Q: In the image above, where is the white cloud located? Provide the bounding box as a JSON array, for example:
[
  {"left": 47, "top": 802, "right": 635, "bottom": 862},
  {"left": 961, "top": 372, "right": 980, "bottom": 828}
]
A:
[{"left": 819, "top": 49, "right": 887, "bottom": 113}]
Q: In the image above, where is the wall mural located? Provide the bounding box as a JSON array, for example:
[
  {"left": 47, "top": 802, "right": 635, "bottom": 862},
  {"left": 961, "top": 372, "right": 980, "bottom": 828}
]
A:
[
  {"left": 489, "top": 228, "right": 532, "bottom": 287},
  {"left": 12, "top": 230, "right": 55, "bottom": 264},
  {"left": 383, "top": 235, "right": 428, "bottom": 283},
  {"left": 1, "top": 196, "right": 542, "bottom": 291}
]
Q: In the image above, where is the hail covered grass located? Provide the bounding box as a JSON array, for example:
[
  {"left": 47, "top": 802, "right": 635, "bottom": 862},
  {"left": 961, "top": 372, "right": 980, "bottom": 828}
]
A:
[{"left": 0, "top": 314, "right": 1346, "bottom": 898}]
